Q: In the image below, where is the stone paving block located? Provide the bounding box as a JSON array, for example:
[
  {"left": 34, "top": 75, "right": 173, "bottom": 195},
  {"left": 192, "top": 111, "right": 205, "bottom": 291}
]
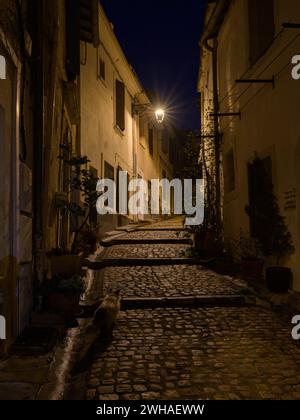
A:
[{"left": 88, "top": 307, "right": 300, "bottom": 400}]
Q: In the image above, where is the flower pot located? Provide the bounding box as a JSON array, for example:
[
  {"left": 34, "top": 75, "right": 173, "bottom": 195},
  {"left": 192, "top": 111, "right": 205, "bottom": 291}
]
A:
[
  {"left": 51, "top": 255, "right": 82, "bottom": 278},
  {"left": 266, "top": 267, "right": 292, "bottom": 293},
  {"left": 241, "top": 259, "right": 264, "bottom": 281}
]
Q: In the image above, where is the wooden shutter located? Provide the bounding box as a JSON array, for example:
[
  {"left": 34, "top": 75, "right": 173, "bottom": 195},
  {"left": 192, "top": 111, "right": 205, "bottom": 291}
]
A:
[
  {"left": 148, "top": 128, "right": 154, "bottom": 156},
  {"left": 116, "top": 80, "right": 125, "bottom": 131},
  {"left": 104, "top": 161, "right": 115, "bottom": 181},
  {"left": 249, "top": 0, "right": 274, "bottom": 63},
  {"left": 79, "top": 0, "right": 100, "bottom": 47}
]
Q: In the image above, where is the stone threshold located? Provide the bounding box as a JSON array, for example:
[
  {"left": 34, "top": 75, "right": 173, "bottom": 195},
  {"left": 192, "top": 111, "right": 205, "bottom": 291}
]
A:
[
  {"left": 100, "top": 238, "right": 193, "bottom": 247},
  {"left": 83, "top": 257, "right": 205, "bottom": 270}
]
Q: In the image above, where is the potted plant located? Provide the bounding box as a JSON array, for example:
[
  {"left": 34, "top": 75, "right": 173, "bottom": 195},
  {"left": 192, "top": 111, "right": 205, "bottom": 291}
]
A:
[
  {"left": 246, "top": 156, "right": 295, "bottom": 293},
  {"left": 233, "top": 232, "right": 265, "bottom": 281},
  {"left": 44, "top": 273, "right": 86, "bottom": 324},
  {"left": 51, "top": 150, "right": 101, "bottom": 276}
]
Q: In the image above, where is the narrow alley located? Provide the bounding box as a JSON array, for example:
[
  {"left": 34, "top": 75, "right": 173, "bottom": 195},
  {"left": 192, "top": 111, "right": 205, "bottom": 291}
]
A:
[{"left": 79, "top": 218, "right": 300, "bottom": 401}]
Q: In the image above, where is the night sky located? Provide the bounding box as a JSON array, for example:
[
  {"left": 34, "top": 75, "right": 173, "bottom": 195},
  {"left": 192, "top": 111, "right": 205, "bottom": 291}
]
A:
[{"left": 101, "top": 0, "right": 206, "bottom": 130}]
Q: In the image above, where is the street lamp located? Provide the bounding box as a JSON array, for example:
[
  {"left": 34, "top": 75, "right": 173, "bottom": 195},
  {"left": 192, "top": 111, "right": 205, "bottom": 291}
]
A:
[
  {"left": 132, "top": 101, "right": 165, "bottom": 124},
  {"left": 155, "top": 109, "right": 165, "bottom": 124}
]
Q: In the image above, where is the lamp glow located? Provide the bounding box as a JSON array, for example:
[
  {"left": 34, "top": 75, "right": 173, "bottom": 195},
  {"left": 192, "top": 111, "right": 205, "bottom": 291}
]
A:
[{"left": 155, "top": 109, "right": 165, "bottom": 123}]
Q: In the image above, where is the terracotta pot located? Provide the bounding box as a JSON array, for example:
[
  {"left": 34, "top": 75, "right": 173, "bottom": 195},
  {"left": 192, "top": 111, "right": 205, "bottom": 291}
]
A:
[
  {"left": 266, "top": 267, "right": 292, "bottom": 293},
  {"left": 51, "top": 255, "right": 82, "bottom": 277},
  {"left": 241, "top": 259, "right": 264, "bottom": 281}
]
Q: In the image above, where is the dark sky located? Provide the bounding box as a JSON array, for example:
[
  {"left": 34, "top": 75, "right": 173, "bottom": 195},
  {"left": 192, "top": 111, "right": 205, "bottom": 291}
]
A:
[{"left": 101, "top": 0, "right": 206, "bottom": 130}]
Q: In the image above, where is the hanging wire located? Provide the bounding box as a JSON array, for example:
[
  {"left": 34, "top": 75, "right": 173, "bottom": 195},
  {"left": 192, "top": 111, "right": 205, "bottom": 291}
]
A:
[{"left": 218, "top": 28, "right": 300, "bottom": 114}]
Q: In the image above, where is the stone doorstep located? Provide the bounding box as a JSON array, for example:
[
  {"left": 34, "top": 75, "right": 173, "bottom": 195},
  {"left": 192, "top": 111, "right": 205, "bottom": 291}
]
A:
[
  {"left": 100, "top": 238, "right": 193, "bottom": 247},
  {"left": 83, "top": 258, "right": 205, "bottom": 270}
]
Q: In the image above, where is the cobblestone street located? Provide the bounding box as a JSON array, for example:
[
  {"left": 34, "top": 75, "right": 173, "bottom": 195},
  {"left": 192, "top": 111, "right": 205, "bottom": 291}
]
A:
[{"left": 85, "top": 219, "right": 300, "bottom": 400}]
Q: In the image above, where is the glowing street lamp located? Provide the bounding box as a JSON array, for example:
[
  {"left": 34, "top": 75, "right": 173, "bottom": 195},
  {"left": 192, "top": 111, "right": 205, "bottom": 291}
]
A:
[{"left": 155, "top": 109, "right": 165, "bottom": 124}]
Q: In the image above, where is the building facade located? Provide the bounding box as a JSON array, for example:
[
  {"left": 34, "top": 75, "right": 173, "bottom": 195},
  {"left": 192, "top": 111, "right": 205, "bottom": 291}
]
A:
[
  {"left": 198, "top": 0, "right": 300, "bottom": 291},
  {"left": 0, "top": 0, "right": 99, "bottom": 352},
  {"left": 0, "top": 0, "right": 176, "bottom": 353},
  {"left": 80, "top": 4, "right": 175, "bottom": 232}
]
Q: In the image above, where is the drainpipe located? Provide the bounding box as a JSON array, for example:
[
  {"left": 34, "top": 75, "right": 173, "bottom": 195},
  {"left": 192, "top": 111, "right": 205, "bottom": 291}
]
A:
[{"left": 203, "top": 36, "right": 222, "bottom": 240}]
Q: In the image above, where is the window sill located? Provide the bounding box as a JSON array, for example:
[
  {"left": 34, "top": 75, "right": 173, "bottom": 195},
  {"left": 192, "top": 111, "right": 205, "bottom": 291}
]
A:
[
  {"left": 114, "top": 124, "right": 125, "bottom": 137},
  {"left": 98, "top": 76, "right": 107, "bottom": 88}
]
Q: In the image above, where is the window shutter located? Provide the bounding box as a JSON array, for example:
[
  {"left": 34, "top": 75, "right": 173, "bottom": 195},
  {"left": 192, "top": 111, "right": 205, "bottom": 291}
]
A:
[
  {"left": 116, "top": 80, "right": 125, "bottom": 131},
  {"left": 148, "top": 128, "right": 154, "bottom": 156},
  {"left": 79, "top": 0, "right": 100, "bottom": 47},
  {"left": 249, "top": 0, "right": 274, "bottom": 63}
]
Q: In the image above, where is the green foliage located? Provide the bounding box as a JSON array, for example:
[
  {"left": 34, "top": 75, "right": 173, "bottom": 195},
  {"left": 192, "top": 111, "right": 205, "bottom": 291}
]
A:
[
  {"left": 55, "top": 148, "right": 101, "bottom": 253},
  {"left": 246, "top": 157, "right": 295, "bottom": 264},
  {"left": 44, "top": 274, "right": 86, "bottom": 294},
  {"left": 230, "top": 231, "right": 265, "bottom": 261}
]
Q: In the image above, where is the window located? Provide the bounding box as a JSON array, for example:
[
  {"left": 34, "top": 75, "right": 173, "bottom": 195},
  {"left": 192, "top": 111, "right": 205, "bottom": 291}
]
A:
[
  {"left": 248, "top": 156, "right": 272, "bottom": 237},
  {"left": 248, "top": 0, "right": 274, "bottom": 63},
  {"left": 99, "top": 58, "right": 105, "bottom": 81},
  {"left": 116, "top": 80, "right": 125, "bottom": 131},
  {"left": 104, "top": 161, "right": 115, "bottom": 180},
  {"left": 224, "top": 150, "right": 235, "bottom": 193},
  {"left": 148, "top": 128, "right": 154, "bottom": 156},
  {"left": 139, "top": 117, "right": 146, "bottom": 147},
  {"left": 139, "top": 117, "right": 145, "bottom": 137}
]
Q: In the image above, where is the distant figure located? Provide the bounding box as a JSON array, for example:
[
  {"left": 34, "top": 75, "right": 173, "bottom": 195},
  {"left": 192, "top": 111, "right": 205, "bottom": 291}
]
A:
[{"left": 93, "top": 289, "right": 121, "bottom": 337}]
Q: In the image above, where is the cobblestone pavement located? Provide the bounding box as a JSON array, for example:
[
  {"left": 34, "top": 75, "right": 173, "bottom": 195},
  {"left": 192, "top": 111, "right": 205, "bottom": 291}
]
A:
[
  {"left": 85, "top": 219, "right": 300, "bottom": 400},
  {"left": 103, "top": 265, "right": 242, "bottom": 297},
  {"left": 117, "top": 230, "right": 188, "bottom": 240},
  {"left": 87, "top": 307, "right": 300, "bottom": 400},
  {"left": 103, "top": 244, "right": 189, "bottom": 259}
]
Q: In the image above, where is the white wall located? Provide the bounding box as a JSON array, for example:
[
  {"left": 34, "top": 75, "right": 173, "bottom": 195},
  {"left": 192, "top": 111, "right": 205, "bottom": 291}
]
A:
[{"left": 199, "top": 0, "right": 300, "bottom": 290}]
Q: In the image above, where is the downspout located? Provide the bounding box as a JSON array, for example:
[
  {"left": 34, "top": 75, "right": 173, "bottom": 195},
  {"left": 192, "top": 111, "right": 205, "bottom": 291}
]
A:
[{"left": 203, "top": 36, "right": 222, "bottom": 239}]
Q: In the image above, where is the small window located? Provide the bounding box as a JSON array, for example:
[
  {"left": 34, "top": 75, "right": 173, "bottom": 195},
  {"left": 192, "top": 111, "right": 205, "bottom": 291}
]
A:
[
  {"left": 116, "top": 80, "right": 125, "bottom": 131},
  {"left": 148, "top": 128, "right": 154, "bottom": 156},
  {"left": 224, "top": 150, "right": 235, "bottom": 193},
  {"left": 248, "top": 0, "right": 274, "bottom": 63},
  {"left": 139, "top": 116, "right": 145, "bottom": 137},
  {"left": 104, "top": 161, "right": 115, "bottom": 180},
  {"left": 99, "top": 58, "right": 105, "bottom": 81}
]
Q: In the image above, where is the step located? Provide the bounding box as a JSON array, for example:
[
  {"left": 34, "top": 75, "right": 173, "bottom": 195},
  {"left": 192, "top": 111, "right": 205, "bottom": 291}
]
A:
[
  {"left": 100, "top": 238, "right": 193, "bottom": 247},
  {"left": 82, "top": 257, "right": 204, "bottom": 270},
  {"left": 78, "top": 295, "right": 256, "bottom": 316}
]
